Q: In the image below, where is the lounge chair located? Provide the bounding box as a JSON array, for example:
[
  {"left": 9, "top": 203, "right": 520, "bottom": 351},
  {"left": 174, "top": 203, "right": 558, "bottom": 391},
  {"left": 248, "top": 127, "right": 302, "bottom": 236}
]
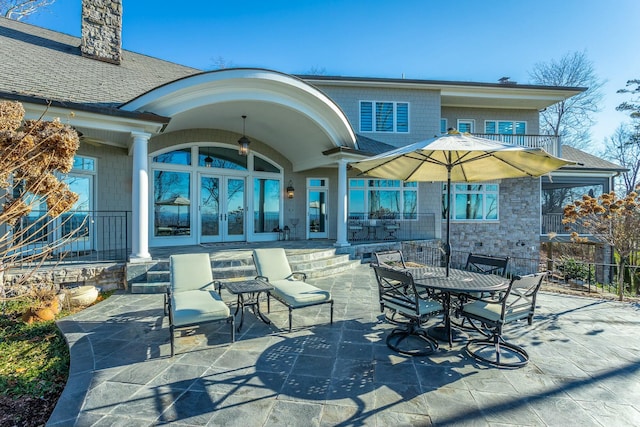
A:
[
  {"left": 252, "top": 248, "right": 333, "bottom": 332},
  {"left": 167, "top": 253, "right": 234, "bottom": 356}
]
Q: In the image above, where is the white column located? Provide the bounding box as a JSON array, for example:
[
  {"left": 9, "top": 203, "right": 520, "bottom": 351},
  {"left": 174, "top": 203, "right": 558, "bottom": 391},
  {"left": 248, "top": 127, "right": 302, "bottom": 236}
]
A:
[
  {"left": 129, "top": 131, "right": 152, "bottom": 262},
  {"left": 334, "top": 159, "right": 350, "bottom": 247}
]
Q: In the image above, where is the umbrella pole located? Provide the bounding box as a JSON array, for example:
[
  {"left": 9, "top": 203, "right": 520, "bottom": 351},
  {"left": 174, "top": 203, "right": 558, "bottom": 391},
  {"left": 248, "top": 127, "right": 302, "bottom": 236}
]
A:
[{"left": 445, "top": 170, "right": 451, "bottom": 277}]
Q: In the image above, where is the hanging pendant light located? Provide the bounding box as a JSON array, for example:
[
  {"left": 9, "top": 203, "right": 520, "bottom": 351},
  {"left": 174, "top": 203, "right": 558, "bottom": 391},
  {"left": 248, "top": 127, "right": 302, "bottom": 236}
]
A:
[{"left": 238, "top": 115, "right": 251, "bottom": 156}]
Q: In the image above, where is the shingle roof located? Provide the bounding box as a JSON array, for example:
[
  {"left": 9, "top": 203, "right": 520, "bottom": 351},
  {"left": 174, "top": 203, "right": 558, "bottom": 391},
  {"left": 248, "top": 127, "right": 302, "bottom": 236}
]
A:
[
  {"left": 560, "top": 145, "right": 627, "bottom": 172},
  {"left": 355, "top": 134, "right": 396, "bottom": 155},
  {"left": 0, "top": 17, "right": 200, "bottom": 107}
]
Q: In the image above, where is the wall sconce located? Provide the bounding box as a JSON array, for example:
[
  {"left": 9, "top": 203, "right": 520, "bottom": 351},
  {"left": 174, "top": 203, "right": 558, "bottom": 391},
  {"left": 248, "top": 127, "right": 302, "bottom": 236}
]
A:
[
  {"left": 286, "top": 180, "right": 295, "bottom": 199},
  {"left": 238, "top": 115, "right": 251, "bottom": 156},
  {"left": 204, "top": 155, "right": 213, "bottom": 167}
]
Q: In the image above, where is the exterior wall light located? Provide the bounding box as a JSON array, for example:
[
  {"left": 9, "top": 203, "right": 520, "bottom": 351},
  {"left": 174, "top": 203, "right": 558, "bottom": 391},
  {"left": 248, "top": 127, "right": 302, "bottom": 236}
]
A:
[{"left": 286, "top": 180, "right": 295, "bottom": 199}]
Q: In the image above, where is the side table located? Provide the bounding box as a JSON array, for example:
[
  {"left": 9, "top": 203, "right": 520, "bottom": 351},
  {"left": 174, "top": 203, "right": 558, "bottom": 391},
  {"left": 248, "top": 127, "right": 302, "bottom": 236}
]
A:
[{"left": 221, "top": 279, "right": 274, "bottom": 332}]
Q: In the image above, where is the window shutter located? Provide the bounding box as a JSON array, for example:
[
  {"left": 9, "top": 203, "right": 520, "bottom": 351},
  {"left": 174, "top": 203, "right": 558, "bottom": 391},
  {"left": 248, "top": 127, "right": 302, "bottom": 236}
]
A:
[
  {"left": 360, "top": 102, "right": 372, "bottom": 132},
  {"left": 396, "top": 103, "right": 408, "bottom": 132}
]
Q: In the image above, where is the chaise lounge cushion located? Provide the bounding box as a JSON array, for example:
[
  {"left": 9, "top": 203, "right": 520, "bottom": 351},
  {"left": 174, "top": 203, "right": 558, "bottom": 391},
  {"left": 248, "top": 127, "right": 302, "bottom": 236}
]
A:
[
  {"left": 171, "top": 289, "right": 230, "bottom": 327},
  {"left": 269, "top": 279, "right": 331, "bottom": 307}
]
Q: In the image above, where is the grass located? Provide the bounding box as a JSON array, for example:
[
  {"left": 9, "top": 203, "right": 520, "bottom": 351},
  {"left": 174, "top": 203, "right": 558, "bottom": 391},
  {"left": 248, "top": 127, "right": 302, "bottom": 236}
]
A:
[
  {"left": 0, "top": 299, "right": 69, "bottom": 399},
  {"left": 0, "top": 290, "right": 114, "bottom": 425}
]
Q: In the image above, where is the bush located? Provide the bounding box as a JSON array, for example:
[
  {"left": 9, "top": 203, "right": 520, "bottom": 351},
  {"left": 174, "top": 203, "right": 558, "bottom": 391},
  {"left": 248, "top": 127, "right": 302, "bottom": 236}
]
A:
[{"left": 558, "top": 257, "right": 591, "bottom": 281}]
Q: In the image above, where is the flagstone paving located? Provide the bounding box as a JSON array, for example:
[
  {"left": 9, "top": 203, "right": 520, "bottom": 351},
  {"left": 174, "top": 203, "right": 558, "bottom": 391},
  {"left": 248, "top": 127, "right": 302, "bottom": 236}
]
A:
[{"left": 48, "top": 264, "right": 640, "bottom": 426}]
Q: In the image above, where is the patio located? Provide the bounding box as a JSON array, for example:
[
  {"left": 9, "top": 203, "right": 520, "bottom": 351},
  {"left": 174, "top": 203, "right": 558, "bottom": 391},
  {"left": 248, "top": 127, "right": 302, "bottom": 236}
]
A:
[{"left": 48, "top": 263, "right": 640, "bottom": 426}]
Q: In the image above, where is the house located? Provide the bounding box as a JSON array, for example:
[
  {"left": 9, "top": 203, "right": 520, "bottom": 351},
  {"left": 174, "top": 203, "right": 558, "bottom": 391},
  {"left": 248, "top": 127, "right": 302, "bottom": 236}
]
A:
[{"left": 0, "top": 0, "right": 624, "bottom": 270}]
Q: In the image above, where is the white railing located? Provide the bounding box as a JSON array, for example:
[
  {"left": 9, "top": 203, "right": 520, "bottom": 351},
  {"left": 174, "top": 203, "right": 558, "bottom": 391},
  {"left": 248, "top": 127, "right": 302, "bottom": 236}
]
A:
[{"left": 472, "top": 134, "right": 559, "bottom": 156}]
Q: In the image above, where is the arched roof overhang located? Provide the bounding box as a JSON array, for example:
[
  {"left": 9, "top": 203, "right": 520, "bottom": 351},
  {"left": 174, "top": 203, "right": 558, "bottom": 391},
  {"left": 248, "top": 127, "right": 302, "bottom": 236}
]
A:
[{"left": 121, "top": 68, "right": 357, "bottom": 171}]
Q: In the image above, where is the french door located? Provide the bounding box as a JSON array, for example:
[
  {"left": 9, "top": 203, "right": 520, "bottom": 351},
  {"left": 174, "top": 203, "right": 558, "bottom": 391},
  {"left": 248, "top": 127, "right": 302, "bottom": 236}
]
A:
[
  {"left": 55, "top": 174, "right": 93, "bottom": 253},
  {"left": 307, "top": 178, "right": 328, "bottom": 239},
  {"left": 199, "top": 174, "right": 245, "bottom": 242}
]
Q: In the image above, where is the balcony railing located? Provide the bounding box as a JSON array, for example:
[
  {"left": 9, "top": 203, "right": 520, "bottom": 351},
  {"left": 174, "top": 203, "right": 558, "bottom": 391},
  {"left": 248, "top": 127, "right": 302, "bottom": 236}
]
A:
[
  {"left": 472, "top": 133, "right": 560, "bottom": 156},
  {"left": 10, "top": 210, "right": 131, "bottom": 265},
  {"left": 541, "top": 213, "right": 589, "bottom": 236},
  {"left": 347, "top": 213, "right": 436, "bottom": 243}
]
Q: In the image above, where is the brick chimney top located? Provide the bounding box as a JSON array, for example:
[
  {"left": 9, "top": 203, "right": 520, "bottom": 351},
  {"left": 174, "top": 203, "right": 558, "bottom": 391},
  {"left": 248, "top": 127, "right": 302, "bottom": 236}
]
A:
[{"left": 80, "top": 0, "right": 122, "bottom": 65}]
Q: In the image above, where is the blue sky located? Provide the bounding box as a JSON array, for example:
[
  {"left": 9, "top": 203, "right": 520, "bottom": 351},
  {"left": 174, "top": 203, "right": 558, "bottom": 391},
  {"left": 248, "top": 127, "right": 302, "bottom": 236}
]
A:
[{"left": 26, "top": 0, "right": 640, "bottom": 152}]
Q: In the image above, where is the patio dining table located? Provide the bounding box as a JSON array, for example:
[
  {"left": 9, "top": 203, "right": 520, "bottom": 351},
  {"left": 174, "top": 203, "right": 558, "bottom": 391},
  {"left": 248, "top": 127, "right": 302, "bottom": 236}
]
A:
[{"left": 407, "top": 266, "right": 509, "bottom": 347}]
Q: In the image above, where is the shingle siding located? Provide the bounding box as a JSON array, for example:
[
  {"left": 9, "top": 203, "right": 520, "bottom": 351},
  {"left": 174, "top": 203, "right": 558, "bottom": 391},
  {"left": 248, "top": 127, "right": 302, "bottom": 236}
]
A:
[{"left": 313, "top": 84, "right": 441, "bottom": 147}]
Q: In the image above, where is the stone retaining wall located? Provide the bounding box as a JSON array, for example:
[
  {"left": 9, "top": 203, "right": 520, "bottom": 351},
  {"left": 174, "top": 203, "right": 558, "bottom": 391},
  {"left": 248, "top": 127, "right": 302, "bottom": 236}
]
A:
[{"left": 3, "top": 263, "right": 125, "bottom": 297}]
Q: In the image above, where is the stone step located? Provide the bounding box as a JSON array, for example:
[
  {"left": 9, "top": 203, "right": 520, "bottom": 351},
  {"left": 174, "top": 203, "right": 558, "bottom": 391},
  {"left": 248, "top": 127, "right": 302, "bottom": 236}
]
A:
[
  {"left": 130, "top": 281, "right": 169, "bottom": 294},
  {"left": 128, "top": 248, "right": 359, "bottom": 293}
]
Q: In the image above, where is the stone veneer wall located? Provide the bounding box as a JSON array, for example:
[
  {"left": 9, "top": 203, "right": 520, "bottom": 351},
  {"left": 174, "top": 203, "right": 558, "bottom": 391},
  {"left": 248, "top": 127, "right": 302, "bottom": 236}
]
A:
[
  {"left": 3, "top": 263, "right": 125, "bottom": 296},
  {"left": 81, "top": 0, "right": 122, "bottom": 64},
  {"left": 446, "top": 177, "right": 541, "bottom": 269}
]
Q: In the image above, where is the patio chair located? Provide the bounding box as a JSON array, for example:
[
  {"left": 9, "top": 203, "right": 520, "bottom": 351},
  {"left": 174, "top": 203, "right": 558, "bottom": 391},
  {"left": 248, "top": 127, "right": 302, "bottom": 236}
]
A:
[
  {"left": 348, "top": 219, "right": 364, "bottom": 241},
  {"left": 373, "top": 250, "right": 407, "bottom": 269},
  {"left": 252, "top": 248, "right": 333, "bottom": 332},
  {"left": 453, "top": 253, "right": 511, "bottom": 330},
  {"left": 167, "top": 253, "right": 234, "bottom": 357},
  {"left": 460, "top": 272, "right": 545, "bottom": 368},
  {"left": 465, "top": 253, "right": 510, "bottom": 276},
  {"left": 383, "top": 221, "right": 400, "bottom": 239},
  {"left": 371, "top": 264, "right": 443, "bottom": 355}
]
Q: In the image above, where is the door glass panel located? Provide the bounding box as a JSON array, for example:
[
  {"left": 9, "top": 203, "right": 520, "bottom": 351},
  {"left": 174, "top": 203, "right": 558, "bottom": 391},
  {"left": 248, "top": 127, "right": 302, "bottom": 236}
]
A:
[
  {"left": 227, "top": 178, "right": 245, "bottom": 236},
  {"left": 309, "top": 190, "right": 326, "bottom": 233},
  {"left": 253, "top": 178, "right": 281, "bottom": 233},
  {"left": 154, "top": 171, "right": 191, "bottom": 236},
  {"left": 200, "top": 176, "right": 219, "bottom": 237},
  {"left": 60, "top": 175, "right": 91, "bottom": 243}
]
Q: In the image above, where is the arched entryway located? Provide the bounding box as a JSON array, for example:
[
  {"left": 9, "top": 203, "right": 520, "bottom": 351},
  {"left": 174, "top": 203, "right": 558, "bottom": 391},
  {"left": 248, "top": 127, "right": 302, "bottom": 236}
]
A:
[
  {"left": 150, "top": 143, "right": 285, "bottom": 246},
  {"left": 121, "top": 68, "right": 357, "bottom": 257}
]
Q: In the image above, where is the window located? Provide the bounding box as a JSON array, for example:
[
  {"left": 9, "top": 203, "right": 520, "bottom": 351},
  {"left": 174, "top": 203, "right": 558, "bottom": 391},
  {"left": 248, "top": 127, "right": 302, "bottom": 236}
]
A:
[
  {"left": 153, "top": 171, "right": 191, "bottom": 236},
  {"left": 360, "top": 101, "right": 409, "bottom": 133},
  {"left": 457, "top": 120, "right": 475, "bottom": 133},
  {"left": 484, "top": 121, "right": 526, "bottom": 135},
  {"left": 153, "top": 148, "right": 191, "bottom": 165},
  {"left": 440, "top": 118, "right": 448, "bottom": 134},
  {"left": 443, "top": 183, "right": 498, "bottom": 221},
  {"left": 254, "top": 178, "right": 281, "bottom": 233},
  {"left": 349, "top": 179, "right": 417, "bottom": 219},
  {"left": 198, "top": 146, "right": 247, "bottom": 170}
]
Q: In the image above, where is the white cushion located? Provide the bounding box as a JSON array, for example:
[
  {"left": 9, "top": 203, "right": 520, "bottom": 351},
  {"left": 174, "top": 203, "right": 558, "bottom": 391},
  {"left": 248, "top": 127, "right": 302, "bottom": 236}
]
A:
[
  {"left": 385, "top": 298, "right": 442, "bottom": 316},
  {"left": 172, "top": 289, "right": 229, "bottom": 327},
  {"left": 270, "top": 279, "right": 331, "bottom": 307},
  {"left": 170, "top": 253, "right": 214, "bottom": 293},
  {"left": 462, "top": 301, "right": 529, "bottom": 323},
  {"left": 253, "top": 248, "right": 293, "bottom": 281}
]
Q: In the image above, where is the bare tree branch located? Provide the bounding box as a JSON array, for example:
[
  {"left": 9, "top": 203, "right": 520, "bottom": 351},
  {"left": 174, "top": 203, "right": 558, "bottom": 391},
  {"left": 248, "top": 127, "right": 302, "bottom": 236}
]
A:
[
  {"left": 529, "top": 51, "right": 604, "bottom": 150},
  {"left": 0, "top": 0, "right": 55, "bottom": 21}
]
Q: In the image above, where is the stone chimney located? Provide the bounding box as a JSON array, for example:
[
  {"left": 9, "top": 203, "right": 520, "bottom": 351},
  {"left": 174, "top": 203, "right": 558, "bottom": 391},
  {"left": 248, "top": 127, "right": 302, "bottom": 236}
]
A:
[{"left": 80, "top": 0, "right": 122, "bottom": 65}]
